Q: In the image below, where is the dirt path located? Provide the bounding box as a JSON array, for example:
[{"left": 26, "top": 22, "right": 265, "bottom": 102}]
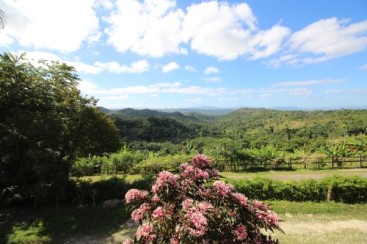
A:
[{"left": 275, "top": 214, "right": 367, "bottom": 244}]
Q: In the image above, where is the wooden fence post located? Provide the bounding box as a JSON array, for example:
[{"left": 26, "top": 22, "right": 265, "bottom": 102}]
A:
[
  {"left": 359, "top": 154, "right": 363, "bottom": 168},
  {"left": 288, "top": 158, "right": 292, "bottom": 170}
]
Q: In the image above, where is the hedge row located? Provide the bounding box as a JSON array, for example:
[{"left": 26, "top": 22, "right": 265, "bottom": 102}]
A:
[{"left": 227, "top": 175, "right": 367, "bottom": 204}]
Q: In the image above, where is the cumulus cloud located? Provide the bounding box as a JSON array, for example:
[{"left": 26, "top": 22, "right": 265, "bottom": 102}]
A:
[
  {"left": 1, "top": 0, "right": 100, "bottom": 52},
  {"left": 273, "top": 79, "right": 347, "bottom": 87},
  {"left": 273, "top": 18, "right": 367, "bottom": 66},
  {"left": 104, "top": 0, "right": 288, "bottom": 60},
  {"left": 95, "top": 60, "right": 150, "bottom": 73},
  {"left": 105, "top": 0, "right": 185, "bottom": 57},
  {"left": 204, "top": 66, "right": 220, "bottom": 75},
  {"left": 78, "top": 80, "right": 253, "bottom": 97},
  {"left": 260, "top": 88, "right": 311, "bottom": 97},
  {"left": 19, "top": 51, "right": 149, "bottom": 74},
  {"left": 162, "top": 61, "right": 180, "bottom": 73}
]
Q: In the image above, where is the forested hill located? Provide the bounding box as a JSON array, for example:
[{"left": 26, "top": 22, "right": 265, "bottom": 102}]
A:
[
  {"left": 219, "top": 108, "right": 367, "bottom": 135},
  {"left": 105, "top": 107, "right": 367, "bottom": 151},
  {"left": 106, "top": 108, "right": 215, "bottom": 122}
]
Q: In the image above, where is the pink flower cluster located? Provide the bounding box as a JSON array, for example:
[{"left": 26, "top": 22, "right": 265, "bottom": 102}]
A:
[
  {"left": 191, "top": 154, "right": 211, "bottom": 169},
  {"left": 181, "top": 199, "right": 213, "bottom": 237},
  {"left": 124, "top": 154, "right": 281, "bottom": 243},
  {"left": 231, "top": 192, "right": 248, "bottom": 206},
  {"left": 212, "top": 181, "right": 235, "bottom": 197},
  {"left": 136, "top": 223, "right": 156, "bottom": 242},
  {"left": 234, "top": 224, "right": 248, "bottom": 241},
  {"left": 125, "top": 189, "right": 148, "bottom": 204},
  {"left": 131, "top": 203, "right": 151, "bottom": 222},
  {"left": 182, "top": 165, "right": 209, "bottom": 181},
  {"left": 151, "top": 171, "right": 180, "bottom": 194}
]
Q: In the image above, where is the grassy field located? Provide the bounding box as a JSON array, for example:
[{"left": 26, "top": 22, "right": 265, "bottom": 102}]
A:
[
  {"left": 73, "top": 168, "right": 367, "bottom": 183},
  {"left": 221, "top": 168, "right": 367, "bottom": 181},
  {"left": 1, "top": 201, "right": 367, "bottom": 243},
  {"left": 269, "top": 201, "right": 367, "bottom": 243}
]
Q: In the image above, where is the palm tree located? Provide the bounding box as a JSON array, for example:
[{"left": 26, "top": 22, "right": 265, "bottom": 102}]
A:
[{"left": 0, "top": 10, "right": 5, "bottom": 29}]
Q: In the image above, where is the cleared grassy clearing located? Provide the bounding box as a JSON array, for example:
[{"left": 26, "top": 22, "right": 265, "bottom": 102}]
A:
[
  {"left": 72, "top": 174, "right": 143, "bottom": 183},
  {"left": 73, "top": 168, "right": 367, "bottom": 183},
  {"left": 221, "top": 168, "right": 367, "bottom": 181}
]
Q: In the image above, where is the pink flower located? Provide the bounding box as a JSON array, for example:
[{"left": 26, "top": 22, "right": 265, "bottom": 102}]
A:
[
  {"left": 232, "top": 192, "right": 248, "bottom": 206},
  {"left": 266, "top": 212, "right": 279, "bottom": 226},
  {"left": 170, "top": 237, "right": 179, "bottom": 244},
  {"left": 253, "top": 200, "right": 269, "bottom": 211},
  {"left": 152, "top": 171, "right": 180, "bottom": 194},
  {"left": 152, "top": 206, "right": 164, "bottom": 220},
  {"left": 234, "top": 224, "right": 248, "bottom": 241},
  {"left": 125, "top": 189, "right": 148, "bottom": 204},
  {"left": 212, "top": 181, "right": 234, "bottom": 197},
  {"left": 152, "top": 194, "right": 160, "bottom": 203},
  {"left": 192, "top": 154, "right": 211, "bottom": 169},
  {"left": 136, "top": 223, "right": 156, "bottom": 242},
  {"left": 182, "top": 199, "right": 194, "bottom": 210},
  {"left": 123, "top": 239, "right": 134, "bottom": 244},
  {"left": 131, "top": 203, "right": 151, "bottom": 222},
  {"left": 186, "top": 212, "right": 208, "bottom": 237},
  {"left": 197, "top": 201, "right": 213, "bottom": 214}
]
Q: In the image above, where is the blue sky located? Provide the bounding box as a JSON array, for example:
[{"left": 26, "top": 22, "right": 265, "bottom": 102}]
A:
[{"left": 1, "top": 0, "right": 367, "bottom": 109}]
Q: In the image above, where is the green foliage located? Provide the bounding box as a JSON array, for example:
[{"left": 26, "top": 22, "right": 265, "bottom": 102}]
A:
[
  {"left": 0, "top": 53, "right": 121, "bottom": 206},
  {"left": 134, "top": 154, "right": 193, "bottom": 173},
  {"left": 228, "top": 175, "right": 367, "bottom": 203}
]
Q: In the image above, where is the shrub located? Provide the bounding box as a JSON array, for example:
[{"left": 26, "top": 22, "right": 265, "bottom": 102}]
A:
[
  {"left": 228, "top": 175, "right": 367, "bottom": 204},
  {"left": 124, "top": 155, "right": 281, "bottom": 243}
]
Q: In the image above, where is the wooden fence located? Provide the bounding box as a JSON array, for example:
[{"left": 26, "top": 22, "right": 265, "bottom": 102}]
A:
[
  {"left": 216, "top": 155, "right": 367, "bottom": 171},
  {"left": 71, "top": 155, "right": 367, "bottom": 177}
]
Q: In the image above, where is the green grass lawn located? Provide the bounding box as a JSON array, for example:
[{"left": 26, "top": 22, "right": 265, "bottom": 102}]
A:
[
  {"left": 72, "top": 174, "right": 143, "bottom": 183},
  {"left": 269, "top": 201, "right": 367, "bottom": 243},
  {"left": 221, "top": 168, "right": 367, "bottom": 181}
]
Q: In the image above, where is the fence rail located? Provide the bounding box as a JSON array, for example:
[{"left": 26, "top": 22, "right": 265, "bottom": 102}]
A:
[
  {"left": 71, "top": 155, "right": 367, "bottom": 177},
  {"left": 216, "top": 155, "right": 367, "bottom": 171}
]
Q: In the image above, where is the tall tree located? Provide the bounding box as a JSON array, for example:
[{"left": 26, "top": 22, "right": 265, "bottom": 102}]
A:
[{"left": 0, "top": 53, "right": 121, "bottom": 206}]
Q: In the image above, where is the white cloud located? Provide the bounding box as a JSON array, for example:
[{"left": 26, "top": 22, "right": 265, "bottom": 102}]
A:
[
  {"left": 260, "top": 88, "right": 310, "bottom": 97},
  {"left": 204, "top": 66, "right": 219, "bottom": 75},
  {"left": 250, "top": 24, "right": 290, "bottom": 59},
  {"left": 18, "top": 51, "right": 149, "bottom": 74},
  {"left": 104, "top": 0, "right": 288, "bottom": 60},
  {"left": 162, "top": 61, "right": 180, "bottom": 73},
  {"left": 202, "top": 77, "right": 221, "bottom": 83},
  {"left": 185, "top": 65, "right": 196, "bottom": 72},
  {"left": 95, "top": 60, "right": 150, "bottom": 73},
  {"left": 273, "top": 79, "right": 346, "bottom": 87},
  {"left": 78, "top": 80, "right": 253, "bottom": 97},
  {"left": 182, "top": 1, "right": 288, "bottom": 60},
  {"left": 275, "top": 18, "right": 367, "bottom": 65},
  {"left": 105, "top": 0, "right": 185, "bottom": 57},
  {"left": 0, "top": 32, "right": 14, "bottom": 46},
  {"left": 1, "top": 0, "right": 100, "bottom": 52},
  {"left": 361, "top": 64, "right": 367, "bottom": 70}
]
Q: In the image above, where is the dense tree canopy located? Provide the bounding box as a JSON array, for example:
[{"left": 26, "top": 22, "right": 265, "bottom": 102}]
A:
[{"left": 0, "top": 53, "right": 120, "bottom": 205}]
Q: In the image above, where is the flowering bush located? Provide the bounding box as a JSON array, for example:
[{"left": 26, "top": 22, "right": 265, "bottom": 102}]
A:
[{"left": 124, "top": 154, "right": 282, "bottom": 243}]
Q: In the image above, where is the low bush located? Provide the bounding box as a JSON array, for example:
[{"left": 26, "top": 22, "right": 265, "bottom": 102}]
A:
[
  {"left": 227, "top": 175, "right": 367, "bottom": 204},
  {"left": 124, "top": 154, "right": 281, "bottom": 243}
]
